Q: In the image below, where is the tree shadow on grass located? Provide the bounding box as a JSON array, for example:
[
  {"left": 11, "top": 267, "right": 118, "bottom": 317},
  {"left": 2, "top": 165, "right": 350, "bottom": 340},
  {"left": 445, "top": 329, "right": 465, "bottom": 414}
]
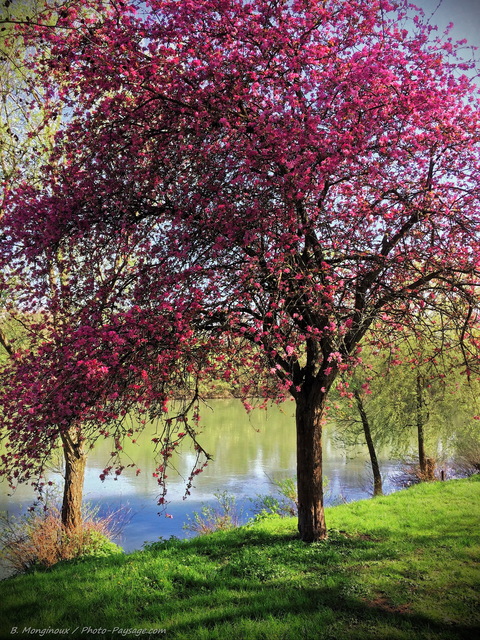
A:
[
  {"left": 1, "top": 524, "right": 479, "bottom": 640},
  {"left": 166, "top": 578, "right": 479, "bottom": 640},
  {"left": 145, "top": 526, "right": 480, "bottom": 639}
]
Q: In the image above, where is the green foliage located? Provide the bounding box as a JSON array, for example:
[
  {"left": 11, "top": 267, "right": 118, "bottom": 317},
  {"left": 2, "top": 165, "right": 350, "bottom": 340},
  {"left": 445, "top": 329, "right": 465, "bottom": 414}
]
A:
[
  {"left": 0, "top": 479, "right": 478, "bottom": 639},
  {"left": 331, "top": 334, "right": 480, "bottom": 463},
  {"left": 65, "top": 529, "right": 123, "bottom": 560}
]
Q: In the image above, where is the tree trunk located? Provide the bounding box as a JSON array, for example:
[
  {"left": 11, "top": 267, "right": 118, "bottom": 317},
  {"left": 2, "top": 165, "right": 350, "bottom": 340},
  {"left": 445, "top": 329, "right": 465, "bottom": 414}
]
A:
[
  {"left": 416, "top": 374, "right": 427, "bottom": 476},
  {"left": 0, "top": 325, "right": 13, "bottom": 356},
  {"left": 353, "top": 389, "right": 383, "bottom": 497},
  {"left": 60, "top": 427, "right": 87, "bottom": 532},
  {"left": 295, "top": 389, "right": 327, "bottom": 542}
]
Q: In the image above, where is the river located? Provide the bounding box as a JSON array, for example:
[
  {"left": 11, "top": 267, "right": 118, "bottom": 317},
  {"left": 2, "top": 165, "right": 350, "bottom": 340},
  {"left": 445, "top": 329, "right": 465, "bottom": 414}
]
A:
[{"left": 0, "top": 399, "right": 444, "bottom": 555}]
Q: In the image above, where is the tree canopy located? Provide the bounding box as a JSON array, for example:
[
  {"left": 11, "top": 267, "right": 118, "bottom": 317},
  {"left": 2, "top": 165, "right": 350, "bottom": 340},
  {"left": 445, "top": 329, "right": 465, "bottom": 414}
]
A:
[{"left": 1, "top": 0, "right": 479, "bottom": 541}]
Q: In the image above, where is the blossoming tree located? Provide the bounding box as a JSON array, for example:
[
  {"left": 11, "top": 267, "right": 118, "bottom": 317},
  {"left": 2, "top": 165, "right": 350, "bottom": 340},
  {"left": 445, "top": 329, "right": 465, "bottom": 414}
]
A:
[{"left": 2, "top": 0, "right": 480, "bottom": 541}]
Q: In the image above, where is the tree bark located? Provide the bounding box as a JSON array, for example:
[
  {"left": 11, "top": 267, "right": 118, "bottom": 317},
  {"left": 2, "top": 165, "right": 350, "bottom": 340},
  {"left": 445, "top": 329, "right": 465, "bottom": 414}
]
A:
[
  {"left": 295, "top": 388, "right": 327, "bottom": 542},
  {"left": 0, "top": 325, "right": 14, "bottom": 356},
  {"left": 416, "top": 373, "right": 427, "bottom": 476},
  {"left": 60, "top": 427, "right": 87, "bottom": 532},
  {"left": 353, "top": 389, "right": 383, "bottom": 497}
]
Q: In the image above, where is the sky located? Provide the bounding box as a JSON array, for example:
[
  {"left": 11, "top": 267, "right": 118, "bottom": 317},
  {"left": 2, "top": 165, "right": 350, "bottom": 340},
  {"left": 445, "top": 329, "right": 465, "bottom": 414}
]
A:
[{"left": 415, "top": 0, "right": 480, "bottom": 49}]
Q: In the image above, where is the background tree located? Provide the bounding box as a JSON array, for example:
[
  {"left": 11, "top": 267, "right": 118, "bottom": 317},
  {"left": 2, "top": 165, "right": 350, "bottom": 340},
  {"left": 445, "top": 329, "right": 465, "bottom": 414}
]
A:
[
  {"left": 0, "top": 0, "right": 63, "bottom": 192},
  {"left": 331, "top": 366, "right": 386, "bottom": 497},
  {"left": 333, "top": 315, "right": 480, "bottom": 491},
  {"left": 0, "top": 0, "right": 59, "bottom": 356},
  {"left": 0, "top": 0, "right": 90, "bottom": 532},
  {"left": 1, "top": 0, "right": 479, "bottom": 542}
]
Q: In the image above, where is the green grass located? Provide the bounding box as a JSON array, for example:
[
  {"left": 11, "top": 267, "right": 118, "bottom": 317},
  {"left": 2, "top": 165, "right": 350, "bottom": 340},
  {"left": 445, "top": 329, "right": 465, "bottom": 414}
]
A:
[{"left": 1, "top": 477, "right": 479, "bottom": 640}]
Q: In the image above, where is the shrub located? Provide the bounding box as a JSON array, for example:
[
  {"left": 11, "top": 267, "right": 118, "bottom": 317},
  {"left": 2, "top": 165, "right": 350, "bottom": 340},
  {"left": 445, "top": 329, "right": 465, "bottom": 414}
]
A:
[
  {"left": 454, "top": 436, "right": 480, "bottom": 477},
  {"left": 394, "top": 456, "right": 438, "bottom": 488},
  {"left": 183, "top": 491, "right": 242, "bottom": 536},
  {"left": 251, "top": 476, "right": 309, "bottom": 521},
  {"left": 0, "top": 506, "right": 123, "bottom": 574}
]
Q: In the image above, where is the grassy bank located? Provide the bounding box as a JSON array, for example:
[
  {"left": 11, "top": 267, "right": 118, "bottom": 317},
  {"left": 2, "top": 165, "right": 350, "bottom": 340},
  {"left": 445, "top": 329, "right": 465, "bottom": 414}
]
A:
[{"left": 0, "top": 477, "right": 479, "bottom": 640}]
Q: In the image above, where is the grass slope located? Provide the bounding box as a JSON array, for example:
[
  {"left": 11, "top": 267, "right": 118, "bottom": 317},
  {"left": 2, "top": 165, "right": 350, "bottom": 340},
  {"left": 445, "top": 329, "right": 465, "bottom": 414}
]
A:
[{"left": 0, "top": 477, "right": 479, "bottom": 640}]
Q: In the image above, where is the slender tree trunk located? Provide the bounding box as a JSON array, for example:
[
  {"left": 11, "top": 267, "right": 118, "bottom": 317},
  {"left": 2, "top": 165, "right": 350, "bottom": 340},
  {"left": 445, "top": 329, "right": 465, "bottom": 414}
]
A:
[
  {"left": 60, "top": 427, "right": 87, "bottom": 532},
  {"left": 353, "top": 389, "right": 383, "bottom": 497},
  {"left": 0, "top": 326, "right": 13, "bottom": 356},
  {"left": 295, "top": 388, "right": 327, "bottom": 542},
  {"left": 416, "top": 374, "right": 427, "bottom": 476}
]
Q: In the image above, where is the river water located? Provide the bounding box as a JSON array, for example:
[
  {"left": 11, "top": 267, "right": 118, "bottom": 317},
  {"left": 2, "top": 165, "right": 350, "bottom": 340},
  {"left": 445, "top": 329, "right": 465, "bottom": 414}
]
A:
[{"left": 0, "top": 399, "right": 440, "bottom": 556}]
